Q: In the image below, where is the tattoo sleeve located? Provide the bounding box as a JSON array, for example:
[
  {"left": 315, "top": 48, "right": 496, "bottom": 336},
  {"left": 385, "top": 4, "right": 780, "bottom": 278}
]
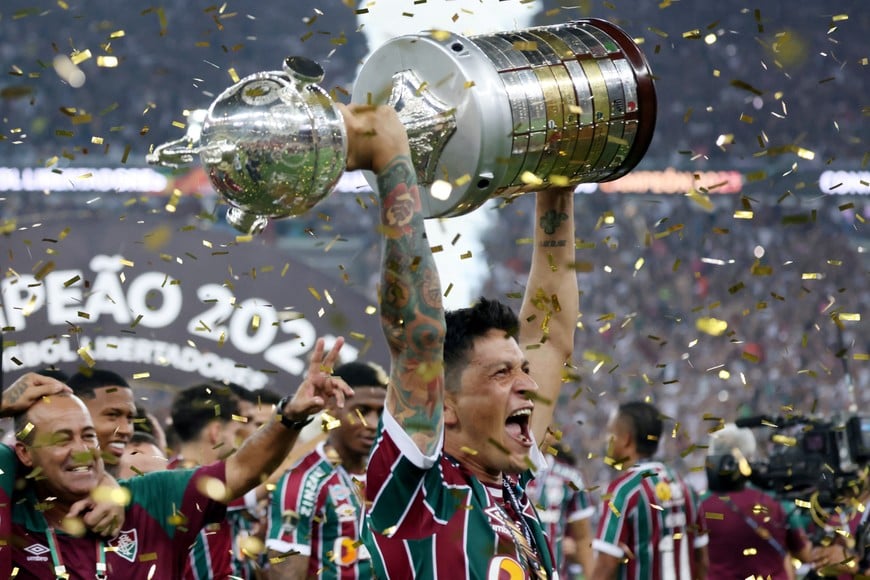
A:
[
  {"left": 0, "top": 379, "right": 29, "bottom": 417},
  {"left": 376, "top": 156, "right": 446, "bottom": 455}
]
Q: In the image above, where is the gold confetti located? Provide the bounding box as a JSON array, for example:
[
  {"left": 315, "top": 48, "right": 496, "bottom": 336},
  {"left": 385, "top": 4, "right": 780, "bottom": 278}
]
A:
[
  {"left": 77, "top": 347, "right": 96, "bottom": 367},
  {"left": 729, "top": 79, "right": 763, "bottom": 96},
  {"left": 430, "top": 30, "right": 451, "bottom": 42},
  {"left": 92, "top": 485, "right": 132, "bottom": 506},
  {"left": 696, "top": 317, "right": 728, "bottom": 336},
  {"left": 197, "top": 476, "right": 228, "bottom": 501},
  {"left": 70, "top": 49, "right": 93, "bottom": 65},
  {"left": 96, "top": 56, "right": 119, "bottom": 68}
]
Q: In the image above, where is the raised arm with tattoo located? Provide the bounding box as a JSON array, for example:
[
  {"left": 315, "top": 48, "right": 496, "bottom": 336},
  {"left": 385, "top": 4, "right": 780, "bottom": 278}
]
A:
[
  {"left": 339, "top": 102, "right": 446, "bottom": 457},
  {"left": 520, "top": 188, "right": 579, "bottom": 444}
]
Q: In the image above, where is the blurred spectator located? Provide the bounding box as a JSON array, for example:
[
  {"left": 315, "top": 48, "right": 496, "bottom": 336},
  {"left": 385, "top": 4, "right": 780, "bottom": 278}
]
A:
[
  {"left": 117, "top": 430, "right": 168, "bottom": 478},
  {"left": 169, "top": 383, "right": 244, "bottom": 579}
]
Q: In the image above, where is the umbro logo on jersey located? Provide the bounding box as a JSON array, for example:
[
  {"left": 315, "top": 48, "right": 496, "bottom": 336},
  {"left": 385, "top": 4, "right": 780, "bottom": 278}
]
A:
[
  {"left": 24, "top": 543, "right": 50, "bottom": 556},
  {"left": 24, "top": 542, "right": 50, "bottom": 562}
]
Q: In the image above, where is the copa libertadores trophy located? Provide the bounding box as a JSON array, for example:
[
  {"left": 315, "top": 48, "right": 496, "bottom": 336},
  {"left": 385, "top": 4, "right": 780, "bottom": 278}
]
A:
[{"left": 148, "top": 19, "right": 656, "bottom": 234}]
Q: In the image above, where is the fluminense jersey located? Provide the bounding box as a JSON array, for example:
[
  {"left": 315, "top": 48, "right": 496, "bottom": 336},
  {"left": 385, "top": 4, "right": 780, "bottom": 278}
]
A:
[
  {"left": 362, "top": 409, "right": 557, "bottom": 579},
  {"left": 699, "top": 487, "right": 807, "bottom": 580},
  {"left": 266, "top": 441, "right": 371, "bottom": 580},
  {"left": 4, "top": 443, "right": 228, "bottom": 580},
  {"left": 526, "top": 456, "right": 595, "bottom": 574},
  {"left": 593, "top": 460, "right": 708, "bottom": 580},
  {"left": 227, "top": 492, "right": 265, "bottom": 579},
  {"left": 167, "top": 455, "right": 233, "bottom": 579},
  {"left": 0, "top": 446, "right": 15, "bottom": 580}
]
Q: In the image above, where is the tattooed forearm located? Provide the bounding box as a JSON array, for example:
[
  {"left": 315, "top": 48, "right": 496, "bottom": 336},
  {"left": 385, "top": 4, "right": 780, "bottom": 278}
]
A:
[
  {"left": 376, "top": 156, "right": 446, "bottom": 450},
  {"left": 0, "top": 379, "right": 29, "bottom": 416}
]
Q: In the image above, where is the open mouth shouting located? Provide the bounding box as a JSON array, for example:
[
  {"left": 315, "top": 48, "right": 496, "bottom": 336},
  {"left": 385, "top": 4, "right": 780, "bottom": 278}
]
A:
[{"left": 505, "top": 407, "right": 533, "bottom": 448}]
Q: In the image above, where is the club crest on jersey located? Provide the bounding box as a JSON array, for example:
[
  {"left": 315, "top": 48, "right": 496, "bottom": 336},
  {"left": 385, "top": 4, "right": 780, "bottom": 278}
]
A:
[
  {"left": 328, "top": 484, "right": 351, "bottom": 503},
  {"left": 109, "top": 529, "right": 138, "bottom": 563}
]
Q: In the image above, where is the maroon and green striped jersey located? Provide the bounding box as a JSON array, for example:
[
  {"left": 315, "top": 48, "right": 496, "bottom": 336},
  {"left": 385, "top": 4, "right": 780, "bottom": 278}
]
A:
[
  {"left": 167, "top": 455, "right": 233, "bottom": 579},
  {"left": 526, "top": 457, "right": 595, "bottom": 575},
  {"left": 0, "top": 445, "right": 16, "bottom": 580},
  {"left": 227, "top": 492, "right": 265, "bottom": 579},
  {"left": 593, "top": 460, "right": 708, "bottom": 580},
  {"left": 6, "top": 448, "right": 228, "bottom": 580},
  {"left": 362, "top": 410, "right": 558, "bottom": 579},
  {"left": 266, "top": 442, "right": 371, "bottom": 580}
]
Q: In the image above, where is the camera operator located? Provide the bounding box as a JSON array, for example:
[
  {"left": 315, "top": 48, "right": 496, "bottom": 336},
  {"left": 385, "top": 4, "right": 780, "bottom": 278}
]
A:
[
  {"left": 700, "top": 423, "right": 820, "bottom": 579},
  {"left": 805, "top": 466, "right": 870, "bottom": 578}
]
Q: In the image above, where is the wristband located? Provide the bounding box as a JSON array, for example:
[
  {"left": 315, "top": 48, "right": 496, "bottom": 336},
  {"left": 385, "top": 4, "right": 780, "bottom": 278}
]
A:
[{"left": 276, "top": 395, "right": 314, "bottom": 431}]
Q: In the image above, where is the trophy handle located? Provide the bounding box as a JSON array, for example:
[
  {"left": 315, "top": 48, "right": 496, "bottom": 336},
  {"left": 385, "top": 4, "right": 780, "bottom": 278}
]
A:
[
  {"left": 146, "top": 109, "right": 208, "bottom": 168},
  {"left": 387, "top": 70, "right": 457, "bottom": 187},
  {"left": 146, "top": 136, "right": 201, "bottom": 167}
]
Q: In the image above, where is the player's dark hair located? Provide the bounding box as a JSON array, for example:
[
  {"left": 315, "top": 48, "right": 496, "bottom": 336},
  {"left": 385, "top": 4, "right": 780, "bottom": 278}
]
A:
[
  {"left": 444, "top": 297, "right": 519, "bottom": 393},
  {"left": 618, "top": 401, "right": 663, "bottom": 457},
  {"left": 130, "top": 430, "right": 160, "bottom": 448},
  {"left": 66, "top": 368, "right": 130, "bottom": 399},
  {"left": 333, "top": 361, "right": 388, "bottom": 389},
  {"left": 37, "top": 367, "right": 70, "bottom": 383},
  {"left": 226, "top": 383, "right": 282, "bottom": 405},
  {"left": 170, "top": 383, "right": 240, "bottom": 443}
]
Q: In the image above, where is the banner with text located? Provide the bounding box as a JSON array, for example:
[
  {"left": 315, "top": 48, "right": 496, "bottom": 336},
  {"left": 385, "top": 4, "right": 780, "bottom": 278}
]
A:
[{"left": 1, "top": 215, "right": 388, "bottom": 394}]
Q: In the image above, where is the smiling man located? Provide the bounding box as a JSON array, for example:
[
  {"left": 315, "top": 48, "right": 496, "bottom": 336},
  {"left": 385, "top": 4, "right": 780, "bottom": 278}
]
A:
[
  {"left": 336, "top": 103, "right": 579, "bottom": 578},
  {"left": 4, "top": 338, "right": 354, "bottom": 579},
  {"left": 67, "top": 368, "right": 137, "bottom": 474}
]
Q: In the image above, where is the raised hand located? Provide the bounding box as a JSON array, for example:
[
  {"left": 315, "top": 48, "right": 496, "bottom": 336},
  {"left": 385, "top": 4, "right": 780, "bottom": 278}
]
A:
[
  {"left": 281, "top": 337, "right": 355, "bottom": 421},
  {"left": 66, "top": 472, "right": 127, "bottom": 538},
  {"left": 336, "top": 102, "right": 411, "bottom": 175},
  {"left": 1, "top": 372, "right": 72, "bottom": 417}
]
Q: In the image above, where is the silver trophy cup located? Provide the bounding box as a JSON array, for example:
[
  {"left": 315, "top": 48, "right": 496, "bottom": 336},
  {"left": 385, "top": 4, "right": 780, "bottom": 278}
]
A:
[{"left": 148, "top": 19, "right": 656, "bottom": 233}]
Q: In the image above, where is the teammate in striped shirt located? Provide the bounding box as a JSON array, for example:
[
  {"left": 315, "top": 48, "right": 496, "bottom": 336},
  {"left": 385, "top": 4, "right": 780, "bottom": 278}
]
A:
[
  {"left": 266, "top": 360, "right": 387, "bottom": 579},
  {"left": 526, "top": 439, "right": 596, "bottom": 577},
  {"left": 591, "top": 401, "right": 709, "bottom": 580},
  {"left": 167, "top": 383, "right": 248, "bottom": 579},
  {"left": 339, "top": 103, "right": 580, "bottom": 579}
]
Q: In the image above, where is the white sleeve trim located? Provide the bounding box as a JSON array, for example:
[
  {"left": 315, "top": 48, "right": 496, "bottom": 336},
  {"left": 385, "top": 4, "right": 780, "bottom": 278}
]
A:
[
  {"left": 243, "top": 488, "right": 263, "bottom": 517},
  {"left": 567, "top": 506, "right": 595, "bottom": 522},
  {"left": 693, "top": 532, "right": 709, "bottom": 548},
  {"left": 382, "top": 406, "right": 442, "bottom": 469},
  {"left": 592, "top": 538, "right": 624, "bottom": 558},
  {"left": 265, "top": 539, "right": 312, "bottom": 556},
  {"left": 528, "top": 435, "right": 547, "bottom": 475}
]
